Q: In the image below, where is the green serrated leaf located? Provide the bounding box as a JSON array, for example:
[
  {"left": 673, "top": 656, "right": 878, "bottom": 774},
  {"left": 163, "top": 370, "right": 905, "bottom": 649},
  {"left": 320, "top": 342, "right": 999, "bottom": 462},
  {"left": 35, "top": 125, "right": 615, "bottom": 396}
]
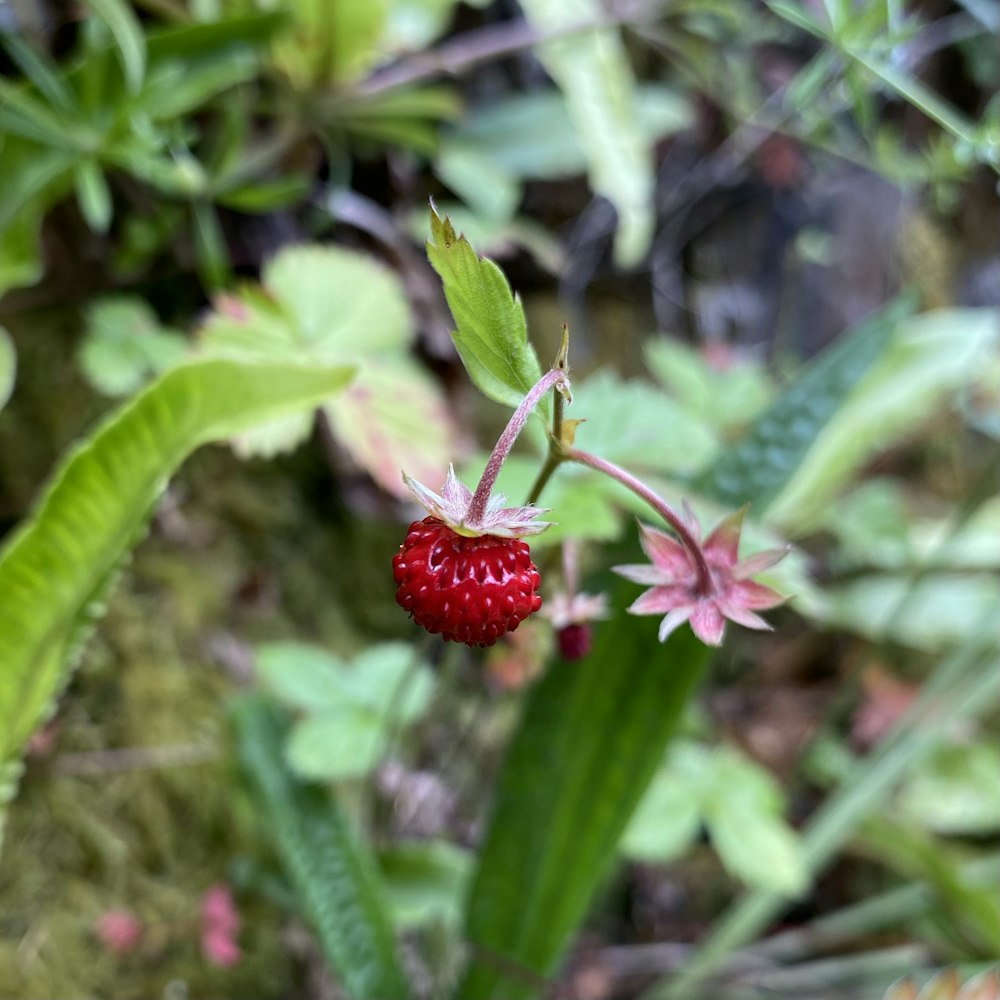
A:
[
  {"left": 697, "top": 297, "right": 913, "bottom": 515},
  {"left": 426, "top": 204, "right": 544, "bottom": 411},
  {"left": 86, "top": 0, "right": 146, "bottom": 94},
  {"left": 0, "top": 357, "right": 354, "bottom": 845},
  {"left": 232, "top": 696, "right": 407, "bottom": 999},
  {"left": 458, "top": 606, "right": 710, "bottom": 999},
  {"left": 0, "top": 326, "right": 16, "bottom": 413}
]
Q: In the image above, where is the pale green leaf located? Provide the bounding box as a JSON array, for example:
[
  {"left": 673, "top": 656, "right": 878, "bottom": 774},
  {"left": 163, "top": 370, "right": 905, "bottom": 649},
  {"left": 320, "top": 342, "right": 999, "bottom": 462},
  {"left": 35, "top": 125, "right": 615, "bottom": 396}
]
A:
[
  {"left": 286, "top": 707, "right": 385, "bottom": 780},
  {"left": 343, "top": 642, "right": 435, "bottom": 721},
  {"left": 0, "top": 326, "right": 15, "bottom": 413},
  {"left": 0, "top": 357, "right": 354, "bottom": 788},
  {"left": 439, "top": 86, "right": 693, "bottom": 186},
  {"left": 378, "top": 840, "right": 473, "bottom": 928},
  {"left": 517, "top": 0, "right": 656, "bottom": 266},
  {"left": 644, "top": 339, "right": 774, "bottom": 432},
  {"left": 426, "top": 205, "right": 544, "bottom": 411},
  {"left": 255, "top": 642, "right": 351, "bottom": 712},
  {"left": 262, "top": 245, "right": 411, "bottom": 358},
  {"left": 621, "top": 743, "right": 708, "bottom": 862},
  {"left": 79, "top": 296, "right": 189, "bottom": 397},
  {"left": 896, "top": 742, "right": 1000, "bottom": 835},
  {"left": 703, "top": 748, "right": 808, "bottom": 896},
  {"left": 570, "top": 370, "right": 719, "bottom": 475},
  {"left": 199, "top": 245, "right": 440, "bottom": 465},
  {"left": 87, "top": 0, "right": 147, "bottom": 94},
  {"left": 324, "top": 360, "right": 459, "bottom": 498},
  {"left": 820, "top": 573, "right": 1000, "bottom": 651},
  {"left": 769, "top": 308, "right": 1000, "bottom": 531}
]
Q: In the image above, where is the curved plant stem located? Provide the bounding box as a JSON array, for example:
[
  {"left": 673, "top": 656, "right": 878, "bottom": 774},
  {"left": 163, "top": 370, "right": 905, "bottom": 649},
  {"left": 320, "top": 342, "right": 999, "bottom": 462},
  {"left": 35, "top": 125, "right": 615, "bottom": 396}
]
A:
[
  {"left": 468, "top": 368, "right": 569, "bottom": 524},
  {"left": 566, "top": 448, "right": 713, "bottom": 594}
]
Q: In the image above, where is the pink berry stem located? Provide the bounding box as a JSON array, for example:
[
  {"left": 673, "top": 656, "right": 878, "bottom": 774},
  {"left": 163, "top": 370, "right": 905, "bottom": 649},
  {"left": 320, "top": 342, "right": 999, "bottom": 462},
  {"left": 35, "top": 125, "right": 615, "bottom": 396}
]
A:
[
  {"left": 467, "top": 367, "right": 571, "bottom": 525},
  {"left": 566, "top": 448, "right": 713, "bottom": 594}
]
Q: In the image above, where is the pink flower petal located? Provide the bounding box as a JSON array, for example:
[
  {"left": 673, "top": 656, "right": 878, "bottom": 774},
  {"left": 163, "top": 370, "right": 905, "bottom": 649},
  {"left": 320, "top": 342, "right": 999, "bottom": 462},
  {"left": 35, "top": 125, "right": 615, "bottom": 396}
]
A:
[
  {"left": 680, "top": 499, "right": 702, "bottom": 536},
  {"left": 96, "top": 910, "right": 143, "bottom": 955},
  {"left": 628, "top": 585, "right": 692, "bottom": 616},
  {"left": 719, "top": 603, "right": 773, "bottom": 631},
  {"left": 703, "top": 506, "right": 748, "bottom": 566},
  {"left": 638, "top": 523, "right": 693, "bottom": 576},
  {"left": 732, "top": 545, "right": 790, "bottom": 579},
  {"left": 613, "top": 563, "right": 672, "bottom": 586},
  {"left": 729, "top": 578, "right": 786, "bottom": 610},
  {"left": 658, "top": 606, "right": 694, "bottom": 642},
  {"left": 689, "top": 602, "right": 727, "bottom": 646}
]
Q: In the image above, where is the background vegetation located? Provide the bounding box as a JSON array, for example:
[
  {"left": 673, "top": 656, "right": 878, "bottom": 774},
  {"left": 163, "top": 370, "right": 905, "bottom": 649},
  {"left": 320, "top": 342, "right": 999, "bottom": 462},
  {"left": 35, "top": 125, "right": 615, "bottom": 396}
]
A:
[{"left": 0, "top": 0, "right": 997, "bottom": 998}]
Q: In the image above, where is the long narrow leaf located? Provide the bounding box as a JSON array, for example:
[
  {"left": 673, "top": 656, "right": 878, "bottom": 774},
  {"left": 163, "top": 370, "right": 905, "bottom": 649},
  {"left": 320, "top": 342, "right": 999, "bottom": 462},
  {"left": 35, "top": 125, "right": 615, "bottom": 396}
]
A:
[
  {"left": 696, "top": 297, "right": 912, "bottom": 512},
  {"left": 0, "top": 358, "right": 354, "bottom": 841},
  {"left": 232, "top": 696, "right": 408, "bottom": 1000},
  {"left": 458, "top": 611, "right": 710, "bottom": 999},
  {"left": 86, "top": 0, "right": 146, "bottom": 94}
]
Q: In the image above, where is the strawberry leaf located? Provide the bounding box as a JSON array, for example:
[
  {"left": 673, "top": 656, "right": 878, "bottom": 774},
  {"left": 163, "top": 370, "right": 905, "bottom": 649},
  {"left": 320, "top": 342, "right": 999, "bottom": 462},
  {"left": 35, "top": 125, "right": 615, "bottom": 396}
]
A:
[{"left": 426, "top": 203, "right": 545, "bottom": 412}]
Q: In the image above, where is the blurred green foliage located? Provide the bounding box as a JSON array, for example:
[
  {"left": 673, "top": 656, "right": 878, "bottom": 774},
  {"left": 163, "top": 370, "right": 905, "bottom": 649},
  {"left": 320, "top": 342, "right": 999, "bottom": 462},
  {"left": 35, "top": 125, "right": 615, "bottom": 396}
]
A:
[{"left": 1, "top": 1, "right": 998, "bottom": 999}]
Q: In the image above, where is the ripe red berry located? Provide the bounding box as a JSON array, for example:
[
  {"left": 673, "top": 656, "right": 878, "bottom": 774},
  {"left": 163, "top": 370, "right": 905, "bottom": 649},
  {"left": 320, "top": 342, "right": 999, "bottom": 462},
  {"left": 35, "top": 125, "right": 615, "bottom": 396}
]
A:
[{"left": 393, "top": 517, "right": 542, "bottom": 647}]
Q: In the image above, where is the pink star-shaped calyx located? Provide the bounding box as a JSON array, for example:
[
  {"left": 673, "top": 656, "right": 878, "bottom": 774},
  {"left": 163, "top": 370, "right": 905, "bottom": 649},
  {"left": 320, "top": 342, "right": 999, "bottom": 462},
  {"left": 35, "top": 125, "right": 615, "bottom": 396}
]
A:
[{"left": 613, "top": 506, "right": 789, "bottom": 646}]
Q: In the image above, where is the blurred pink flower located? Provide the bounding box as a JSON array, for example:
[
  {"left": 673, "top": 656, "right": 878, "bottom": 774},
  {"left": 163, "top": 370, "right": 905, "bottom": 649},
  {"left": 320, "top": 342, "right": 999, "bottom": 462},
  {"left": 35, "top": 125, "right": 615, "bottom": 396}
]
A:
[
  {"left": 614, "top": 507, "right": 788, "bottom": 646},
  {"left": 96, "top": 909, "right": 143, "bottom": 954},
  {"left": 201, "top": 883, "right": 241, "bottom": 968}
]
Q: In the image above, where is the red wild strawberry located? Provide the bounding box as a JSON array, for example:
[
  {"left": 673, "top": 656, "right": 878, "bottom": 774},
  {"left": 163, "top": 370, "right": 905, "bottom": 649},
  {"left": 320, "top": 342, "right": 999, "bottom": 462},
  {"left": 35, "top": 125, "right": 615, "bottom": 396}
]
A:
[
  {"left": 394, "top": 466, "right": 551, "bottom": 647},
  {"left": 393, "top": 518, "right": 541, "bottom": 647}
]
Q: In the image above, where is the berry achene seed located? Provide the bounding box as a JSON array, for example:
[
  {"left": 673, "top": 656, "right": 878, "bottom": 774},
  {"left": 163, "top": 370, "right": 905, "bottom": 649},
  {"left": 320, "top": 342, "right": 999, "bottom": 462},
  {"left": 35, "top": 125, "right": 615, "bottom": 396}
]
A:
[{"left": 393, "top": 517, "right": 542, "bottom": 647}]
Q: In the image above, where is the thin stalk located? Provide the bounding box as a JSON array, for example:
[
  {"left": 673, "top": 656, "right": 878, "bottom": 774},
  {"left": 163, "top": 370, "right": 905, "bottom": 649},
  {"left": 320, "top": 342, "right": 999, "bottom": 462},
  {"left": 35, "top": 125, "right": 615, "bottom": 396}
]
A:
[
  {"left": 567, "top": 448, "right": 713, "bottom": 594},
  {"left": 524, "top": 330, "right": 572, "bottom": 506},
  {"left": 468, "top": 368, "right": 568, "bottom": 525}
]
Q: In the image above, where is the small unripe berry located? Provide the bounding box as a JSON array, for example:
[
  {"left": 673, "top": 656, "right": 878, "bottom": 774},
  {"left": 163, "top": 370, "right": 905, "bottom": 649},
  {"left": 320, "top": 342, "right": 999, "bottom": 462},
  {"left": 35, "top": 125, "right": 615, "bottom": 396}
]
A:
[
  {"left": 556, "top": 623, "right": 592, "bottom": 661},
  {"left": 393, "top": 517, "right": 543, "bottom": 647}
]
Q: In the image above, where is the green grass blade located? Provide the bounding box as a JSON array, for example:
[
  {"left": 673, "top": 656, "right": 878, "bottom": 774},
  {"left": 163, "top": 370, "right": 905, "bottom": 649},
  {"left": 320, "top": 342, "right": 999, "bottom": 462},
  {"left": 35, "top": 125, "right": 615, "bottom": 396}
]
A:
[
  {"left": 696, "top": 297, "right": 913, "bottom": 511},
  {"left": 0, "top": 31, "right": 76, "bottom": 112},
  {"left": 457, "top": 610, "right": 710, "bottom": 999},
  {"left": 86, "top": 0, "right": 146, "bottom": 94},
  {"left": 0, "top": 358, "right": 354, "bottom": 837},
  {"left": 232, "top": 696, "right": 408, "bottom": 1000}
]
